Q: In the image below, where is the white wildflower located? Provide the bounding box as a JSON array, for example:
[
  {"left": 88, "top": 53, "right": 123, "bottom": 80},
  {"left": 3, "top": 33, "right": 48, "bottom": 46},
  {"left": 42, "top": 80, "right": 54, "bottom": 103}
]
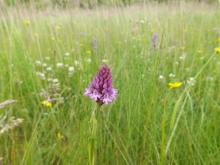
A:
[
  {"left": 0, "top": 117, "right": 23, "bottom": 135},
  {"left": 56, "top": 63, "right": 64, "bottom": 68},
  {"left": 102, "top": 59, "right": 108, "bottom": 63},
  {"left": 68, "top": 66, "right": 75, "bottom": 76},
  {"left": 35, "top": 60, "right": 42, "bottom": 66},
  {"left": 36, "top": 72, "right": 46, "bottom": 80},
  {"left": 42, "top": 63, "right": 47, "bottom": 67},
  {"left": 47, "top": 78, "right": 53, "bottom": 82},
  {"left": 65, "top": 52, "right": 70, "bottom": 57},
  {"left": 74, "top": 60, "right": 80, "bottom": 66},
  {"left": 45, "top": 56, "right": 50, "bottom": 61},
  {"left": 0, "top": 100, "right": 17, "bottom": 109},
  {"left": 46, "top": 67, "right": 52, "bottom": 72},
  {"left": 207, "top": 76, "right": 214, "bottom": 81},
  {"left": 169, "top": 73, "right": 175, "bottom": 78},
  {"left": 52, "top": 79, "right": 59, "bottom": 84},
  {"left": 179, "top": 53, "right": 186, "bottom": 60},
  {"left": 159, "top": 75, "right": 164, "bottom": 80},
  {"left": 187, "top": 77, "right": 196, "bottom": 86},
  {"left": 86, "top": 58, "right": 92, "bottom": 63},
  {"left": 68, "top": 66, "right": 74, "bottom": 72},
  {"left": 140, "top": 19, "right": 145, "bottom": 24}
]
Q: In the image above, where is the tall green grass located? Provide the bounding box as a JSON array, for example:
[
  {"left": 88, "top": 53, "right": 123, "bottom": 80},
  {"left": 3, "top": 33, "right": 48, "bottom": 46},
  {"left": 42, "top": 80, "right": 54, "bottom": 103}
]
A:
[{"left": 0, "top": 4, "right": 220, "bottom": 165}]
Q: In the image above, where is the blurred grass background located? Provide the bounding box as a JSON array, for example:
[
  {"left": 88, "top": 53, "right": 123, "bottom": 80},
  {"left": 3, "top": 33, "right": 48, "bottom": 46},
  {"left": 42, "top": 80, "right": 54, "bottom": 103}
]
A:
[
  {"left": 0, "top": 0, "right": 219, "bottom": 9},
  {"left": 0, "top": 1, "right": 220, "bottom": 165}
]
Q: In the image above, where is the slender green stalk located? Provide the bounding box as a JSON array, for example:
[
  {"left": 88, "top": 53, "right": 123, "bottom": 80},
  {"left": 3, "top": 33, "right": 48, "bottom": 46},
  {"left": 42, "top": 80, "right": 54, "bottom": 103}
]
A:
[{"left": 89, "top": 104, "right": 102, "bottom": 165}]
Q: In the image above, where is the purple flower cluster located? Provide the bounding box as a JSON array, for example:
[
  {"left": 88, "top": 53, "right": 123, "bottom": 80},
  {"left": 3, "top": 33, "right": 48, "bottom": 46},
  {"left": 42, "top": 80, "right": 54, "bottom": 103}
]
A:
[
  {"left": 84, "top": 65, "right": 117, "bottom": 105},
  {"left": 152, "top": 33, "right": 158, "bottom": 49}
]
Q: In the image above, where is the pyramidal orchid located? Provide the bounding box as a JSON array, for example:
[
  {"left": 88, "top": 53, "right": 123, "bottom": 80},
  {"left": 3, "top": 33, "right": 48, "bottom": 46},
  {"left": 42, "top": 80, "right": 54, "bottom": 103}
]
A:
[{"left": 85, "top": 65, "right": 117, "bottom": 105}]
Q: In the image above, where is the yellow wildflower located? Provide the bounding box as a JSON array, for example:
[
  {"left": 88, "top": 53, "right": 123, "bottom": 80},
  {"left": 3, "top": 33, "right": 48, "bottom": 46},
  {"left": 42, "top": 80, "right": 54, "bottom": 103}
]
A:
[
  {"left": 51, "top": 36, "right": 56, "bottom": 41},
  {"left": 180, "top": 46, "right": 185, "bottom": 51},
  {"left": 55, "top": 25, "right": 61, "bottom": 31},
  {"left": 86, "top": 50, "right": 91, "bottom": 55},
  {"left": 42, "top": 100, "right": 52, "bottom": 108},
  {"left": 216, "top": 37, "right": 220, "bottom": 43},
  {"left": 214, "top": 47, "right": 220, "bottom": 54},
  {"left": 168, "top": 82, "right": 183, "bottom": 89},
  {"left": 23, "top": 19, "right": 30, "bottom": 26},
  {"left": 57, "top": 132, "right": 64, "bottom": 140}
]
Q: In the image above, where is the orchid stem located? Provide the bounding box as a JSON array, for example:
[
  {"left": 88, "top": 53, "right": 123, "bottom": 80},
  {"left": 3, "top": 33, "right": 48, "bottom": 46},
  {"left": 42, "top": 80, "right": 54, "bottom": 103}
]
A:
[{"left": 89, "top": 104, "right": 102, "bottom": 165}]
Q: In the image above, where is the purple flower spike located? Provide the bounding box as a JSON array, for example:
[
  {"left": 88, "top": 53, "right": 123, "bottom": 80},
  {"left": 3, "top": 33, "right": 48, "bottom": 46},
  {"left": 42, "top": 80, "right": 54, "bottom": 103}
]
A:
[
  {"left": 152, "top": 33, "right": 158, "bottom": 49},
  {"left": 85, "top": 65, "right": 117, "bottom": 105}
]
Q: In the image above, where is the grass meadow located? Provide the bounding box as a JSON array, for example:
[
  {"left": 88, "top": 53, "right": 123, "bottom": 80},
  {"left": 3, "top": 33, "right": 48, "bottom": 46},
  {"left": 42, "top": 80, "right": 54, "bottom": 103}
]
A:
[{"left": 0, "top": 2, "right": 220, "bottom": 165}]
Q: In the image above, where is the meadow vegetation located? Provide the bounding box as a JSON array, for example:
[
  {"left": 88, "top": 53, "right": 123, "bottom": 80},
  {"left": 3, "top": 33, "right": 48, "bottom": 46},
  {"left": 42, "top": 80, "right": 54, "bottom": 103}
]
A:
[{"left": 0, "top": 2, "right": 220, "bottom": 164}]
